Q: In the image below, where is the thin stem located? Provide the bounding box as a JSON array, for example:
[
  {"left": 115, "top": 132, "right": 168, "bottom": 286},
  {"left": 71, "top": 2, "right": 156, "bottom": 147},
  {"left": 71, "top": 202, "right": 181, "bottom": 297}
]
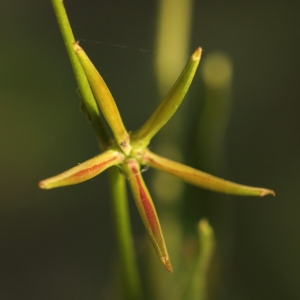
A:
[
  {"left": 109, "top": 167, "right": 143, "bottom": 300},
  {"left": 51, "top": 0, "right": 110, "bottom": 149}
]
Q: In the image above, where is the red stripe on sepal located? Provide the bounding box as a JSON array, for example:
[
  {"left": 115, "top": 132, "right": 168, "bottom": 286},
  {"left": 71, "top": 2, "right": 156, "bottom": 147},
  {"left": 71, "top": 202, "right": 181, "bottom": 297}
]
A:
[
  {"left": 123, "top": 158, "right": 173, "bottom": 272},
  {"left": 39, "top": 150, "right": 124, "bottom": 189}
]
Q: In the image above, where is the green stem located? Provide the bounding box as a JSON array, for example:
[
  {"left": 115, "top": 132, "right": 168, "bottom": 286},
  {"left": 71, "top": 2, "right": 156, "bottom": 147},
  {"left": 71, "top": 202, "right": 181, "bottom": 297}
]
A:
[
  {"left": 51, "top": 0, "right": 110, "bottom": 150},
  {"left": 109, "top": 167, "right": 143, "bottom": 300}
]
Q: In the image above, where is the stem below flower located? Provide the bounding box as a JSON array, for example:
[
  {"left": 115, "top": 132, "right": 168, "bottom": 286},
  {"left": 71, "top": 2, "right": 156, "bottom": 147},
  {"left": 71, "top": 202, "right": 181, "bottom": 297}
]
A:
[{"left": 109, "top": 167, "right": 143, "bottom": 300}]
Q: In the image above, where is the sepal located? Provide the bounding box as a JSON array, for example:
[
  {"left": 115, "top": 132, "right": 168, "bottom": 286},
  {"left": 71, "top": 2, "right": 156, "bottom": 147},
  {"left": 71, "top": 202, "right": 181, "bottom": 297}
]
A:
[
  {"left": 74, "top": 42, "right": 131, "bottom": 155},
  {"left": 123, "top": 158, "right": 173, "bottom": 272},
  {"left": 39, "top": 149, "right": 124, "bottom": 189},
  {"left": 143, "top": 150, "right": 275, "bottom": 197},
  {"left": 131, "top": 48, "right": 202, "bottom": 147}
]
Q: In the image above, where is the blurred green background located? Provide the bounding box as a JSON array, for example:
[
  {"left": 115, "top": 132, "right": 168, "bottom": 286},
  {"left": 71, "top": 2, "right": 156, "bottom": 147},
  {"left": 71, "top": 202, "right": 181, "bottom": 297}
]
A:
[{"left": 1, "top": 0, "right": 299, "bottom": 299}]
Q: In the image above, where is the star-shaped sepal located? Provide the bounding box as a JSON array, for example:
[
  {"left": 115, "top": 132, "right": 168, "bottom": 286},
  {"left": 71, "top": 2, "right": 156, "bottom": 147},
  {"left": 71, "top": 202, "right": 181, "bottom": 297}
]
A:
[{"left": 39, "top": 42, "right": 274, "bottom": 272}]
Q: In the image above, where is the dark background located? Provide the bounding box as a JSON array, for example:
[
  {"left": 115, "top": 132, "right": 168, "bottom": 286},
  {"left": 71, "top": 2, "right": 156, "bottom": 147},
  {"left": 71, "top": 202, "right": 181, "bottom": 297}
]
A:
[{"left": 1, "top": 0, "right": 299, "bottom": 299}]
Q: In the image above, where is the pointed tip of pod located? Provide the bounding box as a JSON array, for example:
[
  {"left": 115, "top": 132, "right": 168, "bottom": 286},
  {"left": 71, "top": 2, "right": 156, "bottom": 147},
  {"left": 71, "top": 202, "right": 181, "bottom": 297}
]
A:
[
  {"left": 192, "top": 47, "right": 202, "bottom": 61},
  {"left": 38, "top": 181, "right": 49, "bottom": 189},
  {"left": 260, "top": 189, "right": 276, "bottom": 197},
  {"left": 38, "top": 179, "right": 61, "bottom": 190},
  {"left": 161, "top": 255, "right": 173, "bottom": 273}
]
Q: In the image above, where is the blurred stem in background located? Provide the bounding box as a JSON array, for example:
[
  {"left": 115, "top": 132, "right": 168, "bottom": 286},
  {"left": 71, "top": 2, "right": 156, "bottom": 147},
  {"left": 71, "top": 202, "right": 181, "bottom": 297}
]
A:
[
  {"left": 149, "top": 0, "right": 231, "bottom": 299},
  {"left": 146, "top": 0, "right": 194, "bottom": 299},
  {"left": 183, "top": 219, "right": 215, "bottom": 300},
  {"left": 184, "top": 52, "right": 234, "bottom": 299},
  {"left": 198, "top": 52, "right": 233, "bottom": 174}
]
